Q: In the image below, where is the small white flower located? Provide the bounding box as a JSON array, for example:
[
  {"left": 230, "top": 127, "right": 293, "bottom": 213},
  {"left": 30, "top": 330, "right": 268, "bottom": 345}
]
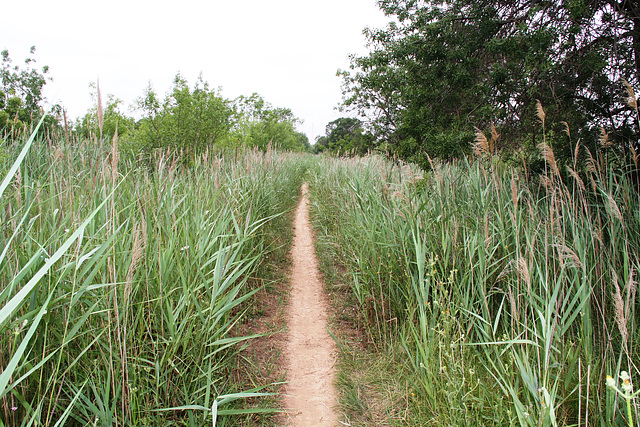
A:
[{"left": 180, "top": 246, "right": 189, "bottom": 251}]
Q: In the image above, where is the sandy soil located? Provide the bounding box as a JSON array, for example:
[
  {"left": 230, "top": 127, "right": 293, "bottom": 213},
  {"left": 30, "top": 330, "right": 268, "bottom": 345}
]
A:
[{"left": 283, "top": 183, "right": 338, "bottom": 426}]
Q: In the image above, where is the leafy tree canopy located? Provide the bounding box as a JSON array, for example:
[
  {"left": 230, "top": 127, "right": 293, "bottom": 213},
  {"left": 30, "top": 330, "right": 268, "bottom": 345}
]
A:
[
  {"left": 227, "top": 93, "right": 309, "bottom": 152},
  {"left": 0, "top": 46, "right": 58, "bottom": 135},
  {"left": 314, "top": 117, "right": 373, "bottom": 154},
  {"left": 132, "top": 73, "right": 235, "bottom": 153},
  {"left": 341, "top": 0, "right": 640, "bottom": 168},
  {"left": 124, "top": 76, "right": 309, "bottom": 156},
  {"left": 76, "top": 82, "right": 135, "bottom": 141}
]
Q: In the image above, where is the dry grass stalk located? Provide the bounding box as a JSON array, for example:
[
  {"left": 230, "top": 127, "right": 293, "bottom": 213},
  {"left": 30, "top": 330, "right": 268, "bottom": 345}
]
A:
[
  {"left": 612, "top": 271, "right": 629, "bottom": 350},
  {"left": 516, "top": 257, "right": 531, "bottom": 290},
  {"left": 490, "top": 122, "right": 499, "bottom": 151},
  {"left": 537, "top": 142, "right": 560, "bottom": 177},
  {"left": 623, "top": 79, "right": 637, "bottom": 110},
  {"left": 598, "top": 127, "right": 613, "bottom": 148},
  {"left": 511, "top": 175, "right": 519, "bottom": 212},
  {"left": 566, "top": 166, "right": 586, "bottom": 192},
  {"left": 63, "top": 108, "right": 70, "bottom": 145},
  {"left": 13, "top": 168, "right": 22, "bottom": 207},
  {"left": 626, "top": 268, "right": 637, "bottom": 323},
  {"left": 97, "top": 79, "right": 104, "bottom": 141},
  {"left": 53, "top": 146, "right": 63, "bottom": 164},
  {"left": 536, "top": 99, "right": 546, "bottom": 125},
  {"left": 111, "top": 125, "right": 119, "bottom": 185},
  {"left": 126, "top": 221, "right": 145, "bottom": 301}
]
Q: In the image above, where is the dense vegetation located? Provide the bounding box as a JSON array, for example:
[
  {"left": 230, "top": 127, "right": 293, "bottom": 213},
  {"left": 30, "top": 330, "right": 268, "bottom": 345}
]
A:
[
  {"left": 2, "top": 1, "right": 640, "bottom": 425},
  {"left": 0, "top": 125, "right": 309, "bottom": 425},
  {"left": 309, "top": 139, "right": 639, "bottom": 425},
  {"left": 1, "top": 49, "right": 309, "bottom": 157},
  {"left": 339, "top": 0, "right": 640, "bottom": 168}
]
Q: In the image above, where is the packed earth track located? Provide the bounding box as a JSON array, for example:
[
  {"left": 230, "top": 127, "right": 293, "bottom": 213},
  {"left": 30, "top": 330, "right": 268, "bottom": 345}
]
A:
[{"left": 283, "top": 183, "right": 338, "bottom": 426}]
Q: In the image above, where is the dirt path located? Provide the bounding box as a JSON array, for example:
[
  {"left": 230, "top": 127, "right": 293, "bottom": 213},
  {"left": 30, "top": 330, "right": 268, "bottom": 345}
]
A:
[{"left": 283, "top": 183, "right": 338, "bottom": 426}]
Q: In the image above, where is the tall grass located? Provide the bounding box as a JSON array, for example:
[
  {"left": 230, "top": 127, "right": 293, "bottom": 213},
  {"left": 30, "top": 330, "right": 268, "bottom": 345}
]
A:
[
  {"left": 0, "top": 130, "right": 308, "bottom": 425},
  {"left": 308, "top": 145, "right": 639, "bottom": 425}
]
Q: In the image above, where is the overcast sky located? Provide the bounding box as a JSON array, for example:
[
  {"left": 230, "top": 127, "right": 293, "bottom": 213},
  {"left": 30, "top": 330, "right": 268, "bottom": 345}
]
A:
[{"left": 1, "top": 0, "right": 390, "bottom": 142}]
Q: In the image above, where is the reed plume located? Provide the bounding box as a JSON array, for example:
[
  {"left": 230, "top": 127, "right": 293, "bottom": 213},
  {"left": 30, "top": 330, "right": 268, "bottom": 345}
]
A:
[{"left": 97, "top": 79, "right": 104, "bottom": 141}]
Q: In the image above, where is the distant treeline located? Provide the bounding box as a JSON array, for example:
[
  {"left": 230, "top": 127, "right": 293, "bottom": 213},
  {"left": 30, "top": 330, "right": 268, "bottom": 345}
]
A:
[{"left": 0, "top": 48, "right": 310, "bottom": 156}]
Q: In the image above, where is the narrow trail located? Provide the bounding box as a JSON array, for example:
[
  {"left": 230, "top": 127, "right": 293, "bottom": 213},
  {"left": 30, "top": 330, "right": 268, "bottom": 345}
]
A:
[{"left": 284, "top": 183, "right": 338, "bottom": 426}]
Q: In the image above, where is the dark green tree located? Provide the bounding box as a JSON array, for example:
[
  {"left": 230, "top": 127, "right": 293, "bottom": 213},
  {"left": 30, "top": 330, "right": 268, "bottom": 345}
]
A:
[
  {"left": 314, "top": 117, "right": 373, "bottom": 154},
  {"left": 341, "top": 0, "right": 640, "bottom": 168}
]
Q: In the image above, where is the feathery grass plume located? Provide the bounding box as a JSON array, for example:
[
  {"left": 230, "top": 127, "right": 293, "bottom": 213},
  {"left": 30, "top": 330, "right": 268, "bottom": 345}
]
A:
[
  {"left": 599, "top": 127, "right": 613, "bottom": 148},
  {"left": 623, "top": 79, "right": 637, "bottom": 110},
  {"left": 603, "top": 191, "right": 624, "bottom": 224},
  {"left": 536, "top": 99, "right": 546, "bottom": 126},
  {"left": 126, "top": 221, "right": 145, "bottom": 295},
  {"left": 426, "top": 152, "right": 441, "bottom": 182},
  {"left": 537, "top": 141, "right": 560, "bottom": 177},
  {"left": 516, "top": 256, "right": 531, "bottom": 290},
  {"left": 63, "top": 107, "right": 70, "bottom": 145},
  {"left": 567, "top": 166, "right": 586, "bottom": 192},
  {"left": 490, "top": 122, "right": 499, "bottom": 153},
  {"left": 612, "top": 271, "right": 629, "bottom": 350},
  {"left": 561, "top": 121, "right": 571, "bottom": 139},
  {"left": 585, "top": 150, "right": 598, "bottom": 174},
  {"left": 573, "top": 138, "right": 582, "bottom": 170},
  {"left": 630, "top": 142, "right": 639, "bottom": 167},
  {"left": 554, "top": 244, "right": 583, "bottom": 270},
  {"left": 473, "top": 127, "right": 490, "bottom": 157},
  {"left": 96, "top": 79, "right": 104, "bottom": 141},
  {"left": 625, "top": 268, "right": 637, "bottom": 323},
  {"left": 53, "top": 145, "right": 63, "bottom": 165}
]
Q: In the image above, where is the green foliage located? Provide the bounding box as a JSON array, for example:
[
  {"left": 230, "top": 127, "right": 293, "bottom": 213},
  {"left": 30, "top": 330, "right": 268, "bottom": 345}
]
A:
[
  {"left": 131, "top": 73, "right": 235, "bottom": 154},
  {"left": 308, "top": 145, "right": 640, "bottom": 424},
  {"left": 341, "top": 0, "right": 640, "bottom": 167},
  {"left": 227, "top": 94, "right": 309, "bottom": 152},
  {"left": 313, "top": 117, "right": 373, "bottom": 155},
  {"left": 76, "top": 84, "right": 135, "bottom": 141},
  {"left": 124, "top": 78, "right": 309, "bottom": 157},
  {"left": 0, "top": 46, "right": 57, "bottom": 136},
  {"left": 0, "top": 131, "right": 310, "bottom": 425}
]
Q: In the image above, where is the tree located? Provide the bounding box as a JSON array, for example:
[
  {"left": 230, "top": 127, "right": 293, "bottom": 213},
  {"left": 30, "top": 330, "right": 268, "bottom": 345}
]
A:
[
  {"left": 229, "top": 94, "right": 309, "bottom": 152},
  {"left": 341, "top": 0, "right": 640, "bottom": 168},
  {"left": 0, "top": 46, "right": 57, "bottom": 135},
  {"left": 314, "top": 117, "right": 373, "bottom": 154},
  {"left": 132, "top": 74, "right": 235, "bottom": 153},
  {"left": 76, "top": 83, "right": 135, "bottom": 141}
]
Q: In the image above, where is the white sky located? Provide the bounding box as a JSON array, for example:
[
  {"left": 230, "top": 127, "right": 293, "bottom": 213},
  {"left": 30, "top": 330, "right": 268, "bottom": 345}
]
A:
[{"left": 1, "top": 0, "right": 390, "bottom": 142}]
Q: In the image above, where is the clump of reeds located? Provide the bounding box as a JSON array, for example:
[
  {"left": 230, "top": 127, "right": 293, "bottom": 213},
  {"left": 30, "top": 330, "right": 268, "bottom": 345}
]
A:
[{"left": 0, "top": 125, "right": 310, "bottom": 425}]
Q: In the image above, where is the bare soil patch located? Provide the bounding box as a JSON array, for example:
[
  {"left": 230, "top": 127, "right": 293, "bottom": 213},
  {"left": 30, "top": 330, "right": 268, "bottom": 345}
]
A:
[{"left": 283, "top": 183, "right": 338, "bottom": 426}]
